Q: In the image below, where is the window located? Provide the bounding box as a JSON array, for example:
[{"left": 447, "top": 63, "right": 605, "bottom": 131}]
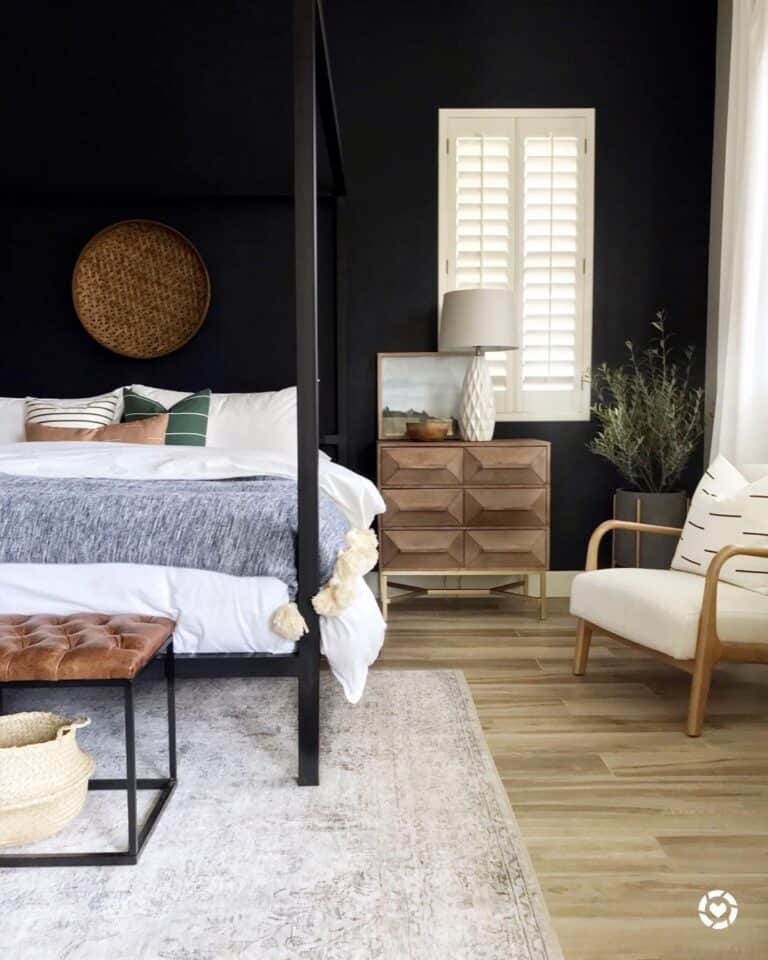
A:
[{"left": 438, "top": 108, "right": 595, "bottom": 421}]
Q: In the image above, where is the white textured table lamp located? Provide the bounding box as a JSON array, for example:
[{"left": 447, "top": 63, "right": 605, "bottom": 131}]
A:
[{"left": 439, "top": 288, "right": 518, "bottom": 441}]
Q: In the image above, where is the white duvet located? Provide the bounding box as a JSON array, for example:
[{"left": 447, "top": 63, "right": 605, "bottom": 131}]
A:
[{"left": 0, "top": 443, "right": 386, "bottom": 702}]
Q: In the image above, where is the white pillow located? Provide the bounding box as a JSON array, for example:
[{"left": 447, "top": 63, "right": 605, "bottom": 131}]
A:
[
  {"left": 741, "top": 464, "right": 768, "bottom": 482},
  {"left": 129, "top": 385, "right": 328, "bottom": 459},
  {"left": 0, "top": 398, "right": 25, "bottom": 444},
  {"left": 671, "top": 455, "right": 768, "bottom": 594}
]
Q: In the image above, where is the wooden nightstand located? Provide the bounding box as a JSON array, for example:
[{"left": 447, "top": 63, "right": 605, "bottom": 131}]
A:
[{"left": 377, "top": 439, "right": 550, "bottom": 620}]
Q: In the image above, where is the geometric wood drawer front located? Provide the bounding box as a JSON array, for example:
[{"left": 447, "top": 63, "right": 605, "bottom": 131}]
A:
[
  {"left": 375, "top": 439, "right": 550, "bottom": 618},
  {"left": 463, "top": 444, "right": 548, "bottom": 486},
  {"left": 464, "top": 529, "right": 547, "bottom": 570},
  {"left": 464, "top": 487, "right": 548, "bottom": 528},
  {"left": 380, "top": 445, "right": 463, "bottom": 486},
  {"left": 382, "top": 488, "right": 463, "bottom": 527},
  {"left": 380, "top": 529, "right": 463, "bottom": 570}
]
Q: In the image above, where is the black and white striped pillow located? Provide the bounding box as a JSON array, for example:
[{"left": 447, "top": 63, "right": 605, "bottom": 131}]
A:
[
  {"left": 25, "top": 391, "right": 122, "bottom": 430},
  {"left": 671, "top": 455, "right": 768, "bottom": 595}
]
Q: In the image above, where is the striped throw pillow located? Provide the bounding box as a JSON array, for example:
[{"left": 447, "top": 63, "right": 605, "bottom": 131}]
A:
[
  {"left": 25, "top": 391, "right": 122, "bottom": 429},
  {"left": 123, "top": 388, "right": 211, "bottom": 446},
  {"left": 671, "top": 455, "right": 768, "bottom": 595}
]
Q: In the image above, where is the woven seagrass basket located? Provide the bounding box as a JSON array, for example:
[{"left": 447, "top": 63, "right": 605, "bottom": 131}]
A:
[
  {"left": 0, "top": 712, "right": 94, "bottom": 847},
  {"left": 72, "top": 219, "right": 211, "bottom": 359}
]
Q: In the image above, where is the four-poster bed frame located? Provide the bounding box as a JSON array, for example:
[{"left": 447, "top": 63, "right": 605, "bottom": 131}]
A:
[{"left": 173, "top": 0, "right": 347, "bottom": 787}]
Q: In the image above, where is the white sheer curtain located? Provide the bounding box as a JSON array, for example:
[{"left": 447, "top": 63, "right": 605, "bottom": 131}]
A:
[{"left": 711, "top": 0, "right": 768, "bottom": 462}]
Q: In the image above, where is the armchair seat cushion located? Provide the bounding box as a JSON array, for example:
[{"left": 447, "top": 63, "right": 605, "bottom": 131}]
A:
[{"left": 570, "top": 568, "right": 768, "bottom": 660}]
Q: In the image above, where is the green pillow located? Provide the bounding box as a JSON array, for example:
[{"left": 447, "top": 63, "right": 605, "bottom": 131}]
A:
[{"left": 122, "top": 388, "right": 211, "bottom": 446}]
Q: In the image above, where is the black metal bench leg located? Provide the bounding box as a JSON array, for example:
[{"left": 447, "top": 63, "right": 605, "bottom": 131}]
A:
[
  {"left": 124, "top": 681, "right": 138, "bottom": 858},
  {"left": 0, "top": 657, "right": 176, "bottom": 867},
  {"left": 165, "top": 640, "right": 177, "bottom": 780}
]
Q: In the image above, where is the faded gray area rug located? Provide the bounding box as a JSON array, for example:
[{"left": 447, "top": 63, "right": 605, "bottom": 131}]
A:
[{"left": 2, "top": 671, "right": 562, "bottom": 960}]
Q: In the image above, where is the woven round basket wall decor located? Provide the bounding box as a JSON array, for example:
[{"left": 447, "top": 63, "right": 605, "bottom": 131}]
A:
[{"left": 72, "top": 219, "right": 211, "bottom": 358}]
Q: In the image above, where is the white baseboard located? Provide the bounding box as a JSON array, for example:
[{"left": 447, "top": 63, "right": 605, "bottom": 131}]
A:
[{"left": 365, "top": 571, "right": 579, "bottom": 599}]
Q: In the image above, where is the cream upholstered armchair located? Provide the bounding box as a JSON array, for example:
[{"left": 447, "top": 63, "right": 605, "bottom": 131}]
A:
[{"left": 570, "top": 519, "right": 768, "bottom": 736}]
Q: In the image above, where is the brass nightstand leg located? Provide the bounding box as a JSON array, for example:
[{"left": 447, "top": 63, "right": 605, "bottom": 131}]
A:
[
  {"left": 539, "top": 572, "right": 547, "bottom": 621},
  {"left": 378, "top": 570, "right": 388, "bottom": 621}
]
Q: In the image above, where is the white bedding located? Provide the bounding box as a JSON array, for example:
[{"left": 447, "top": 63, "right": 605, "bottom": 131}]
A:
[
  {"left": 0, "top": 442, "right": 384, "bottom": 530},
  {"left": 0, "top": 443, "right": 386, "bottom": 702}
]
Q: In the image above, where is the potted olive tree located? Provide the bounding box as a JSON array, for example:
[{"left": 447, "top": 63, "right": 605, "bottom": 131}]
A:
[{"left": 588, "top": 312, "right": 704, "bottom": 568}]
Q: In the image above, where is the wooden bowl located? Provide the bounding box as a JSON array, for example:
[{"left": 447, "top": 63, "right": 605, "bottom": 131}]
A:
[{"left": 406, "top": 420, "right": 450, "bottom": 442}]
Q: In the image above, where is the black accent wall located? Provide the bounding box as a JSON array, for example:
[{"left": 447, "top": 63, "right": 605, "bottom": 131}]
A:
[
  {"left": 327, "top": 0, "right": 717, "bottom": 567},
  {"left": 1, "top": 2, "right": 340, "bottom": 436},
  {"left": 1, "top": 0, "right": 717, "bottom": 569},
  {"left": 2, "top": 196, "right": 339, "bottom": 435}
]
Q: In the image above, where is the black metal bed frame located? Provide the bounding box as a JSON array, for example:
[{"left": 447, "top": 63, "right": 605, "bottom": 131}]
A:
[
  {"left": 0, "top": 1, "right": 345, "bottom": 810},
  {"left": 0, "top": 641, "right": 177, "bottom": 867},
  {"left": 169, "top": 0, "right": 347, "bottom": 788}
]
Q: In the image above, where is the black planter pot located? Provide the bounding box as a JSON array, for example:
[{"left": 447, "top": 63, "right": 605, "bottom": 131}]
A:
[{"left": 613, "top": 489, "right": 688, "bottom": 569}]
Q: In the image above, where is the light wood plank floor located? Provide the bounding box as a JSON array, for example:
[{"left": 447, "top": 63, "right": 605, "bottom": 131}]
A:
[{"left": 374, "top": 595, "right": 768, "bottom": 960}]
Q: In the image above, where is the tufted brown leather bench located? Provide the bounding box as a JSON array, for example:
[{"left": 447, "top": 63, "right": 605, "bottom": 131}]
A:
[
  {"left": 0, "top": 613, "right": 177, "bottom": 868},
  {"left": 0, "top": 613, "right": 176, "bottom": 682}
]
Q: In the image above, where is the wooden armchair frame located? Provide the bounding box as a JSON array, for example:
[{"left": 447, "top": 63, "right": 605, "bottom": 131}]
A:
[{"left": 573, "top": 520, "right": 768, "bottom": 736}]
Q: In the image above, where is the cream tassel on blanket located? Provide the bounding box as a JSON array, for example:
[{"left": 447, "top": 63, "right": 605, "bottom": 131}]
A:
[
  {"left": 271, "top": 528, "right": 379, "bottom": 639},
  {"left": 271, "top": 602, "right": 309, "bottom": 642}
]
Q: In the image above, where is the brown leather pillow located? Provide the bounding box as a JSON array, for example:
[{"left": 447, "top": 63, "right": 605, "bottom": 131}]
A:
[{"left": 26, "top": 413, "right": 169, "bottom": 444}]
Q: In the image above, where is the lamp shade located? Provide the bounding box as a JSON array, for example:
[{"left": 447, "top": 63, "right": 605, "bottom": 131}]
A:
[{"left": 439, "top": 288, "right": 518, "bottom": 352}]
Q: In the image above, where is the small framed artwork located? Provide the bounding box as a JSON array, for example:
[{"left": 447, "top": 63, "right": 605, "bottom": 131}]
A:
[{"left": 377, "top": 352, "right": 471, "bottom": 439}]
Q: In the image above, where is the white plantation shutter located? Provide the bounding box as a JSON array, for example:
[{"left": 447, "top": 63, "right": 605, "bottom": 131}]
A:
[
  {"left": 440, "top": 110, "right": 594, "bottom": 420},
  {"left": 454, "top": 136, "right": 512, "bottom": 289},
  {"left": 453, "top": 127, "right": 514, "bottom": 399},
  {"left": 518, "top": 117, "right": 586, "bottom": 413}
]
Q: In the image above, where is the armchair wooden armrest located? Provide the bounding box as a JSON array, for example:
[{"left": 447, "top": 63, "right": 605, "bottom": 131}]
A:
[
  {"left": 584, "top": 520, "right": 683, "bottom": 571},
  {"left": 685, "top": 543, "right": 768, "bottom": 735},
  {"left": 698, "top": 544, "right": 768, "bottom": 655}
]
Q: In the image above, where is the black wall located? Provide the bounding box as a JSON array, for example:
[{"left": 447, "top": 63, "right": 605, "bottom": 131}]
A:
[
  {"left": 327, "top": 0, "right": 717, "bottom": 567},
  {"left": 2, "top": 197, "right": 339, "bottom": 435},
  {"left": 1, "top": 1, "right": 339, "bottom": 434},
  {"left": 1, "top": 1, "right": 717, "bottom": 569}
]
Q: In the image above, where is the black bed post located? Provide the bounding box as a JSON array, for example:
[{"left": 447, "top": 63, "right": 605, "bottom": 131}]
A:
[{"left": 294, "top": 0, "right": 321, "bottom": 786}]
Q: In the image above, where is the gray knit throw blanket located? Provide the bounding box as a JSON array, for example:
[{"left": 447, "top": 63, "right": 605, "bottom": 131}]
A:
[{"left": 0, "top": 474, "right": 349, "bottom": 599}]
